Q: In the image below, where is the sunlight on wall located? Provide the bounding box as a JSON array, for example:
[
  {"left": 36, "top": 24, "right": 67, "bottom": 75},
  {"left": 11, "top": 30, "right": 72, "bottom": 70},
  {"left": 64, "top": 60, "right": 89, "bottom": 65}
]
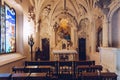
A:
[{"left": 23, "top": 15, "right": 34, "bottom": 43}]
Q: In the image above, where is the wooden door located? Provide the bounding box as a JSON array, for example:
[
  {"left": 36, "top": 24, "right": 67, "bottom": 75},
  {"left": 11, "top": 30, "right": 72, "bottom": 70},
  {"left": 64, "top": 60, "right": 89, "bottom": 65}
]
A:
[
  {"left": 41, "top": 38, "right": 50, "bottom": 60},
  {"left": 78, "top": 38, "right": 86, "bottom": 60}
]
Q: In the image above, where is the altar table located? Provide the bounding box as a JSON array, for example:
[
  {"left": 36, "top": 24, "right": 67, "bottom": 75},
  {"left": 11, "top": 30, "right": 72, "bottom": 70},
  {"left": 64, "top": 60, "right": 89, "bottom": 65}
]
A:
[{"left": 53, "top": 50, "right": 78, "bottom": 61}]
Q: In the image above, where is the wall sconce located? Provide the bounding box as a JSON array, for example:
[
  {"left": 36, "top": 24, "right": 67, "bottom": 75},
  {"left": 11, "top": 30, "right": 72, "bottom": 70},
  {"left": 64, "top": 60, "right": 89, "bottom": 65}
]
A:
[{"left": 28, "top": 6, "right": 35, "bottom": 21}]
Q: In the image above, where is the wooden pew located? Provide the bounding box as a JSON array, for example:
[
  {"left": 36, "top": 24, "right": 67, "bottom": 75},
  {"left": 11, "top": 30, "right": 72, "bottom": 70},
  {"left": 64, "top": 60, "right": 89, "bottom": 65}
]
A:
[
  {"left": 90, "top": 65, "right": 103, "bottom": 72},
  {"left": 12, "top": 73, "right": 29, "bottom": 80},
  {"left": 12, "top": 73, "right": 48, "bottom": 80},
  {"left": 58, "top": 61, "right": 75, "bottom": 80},
  {"left": 12, "top": 66, "right": 26, "bottom": 73},
  {"left": 24, "top": 61, "right": 57, "bottom": 67},
  {"left": 101, "top": 72, "right": 117, "bottom": 80},
  {"left": 77, "top": 65, "right": 102, "bottom": 77},
  {"left": 0, "top": 73, "right": 11, "bottom": 80},
  {"left": 77, "top": 72, "right": 117, "bottom": 80},
  {"left": 75, "top": 60, "right": 95, "bottom": 66},
  {"left": 24, "top": 61, "right": 58, "bottom": 76},
  {"left": 75, "top": 60, "right": 95, "bottom": 75},
  {"left": 80, "top": 72, "right": 101, "bottom": 80},
  {"left": 12, "top": 66, "right": 50, "bottom": 74},
  {"left": 58, "top": 61, "right": 73, "bottom": 74}
]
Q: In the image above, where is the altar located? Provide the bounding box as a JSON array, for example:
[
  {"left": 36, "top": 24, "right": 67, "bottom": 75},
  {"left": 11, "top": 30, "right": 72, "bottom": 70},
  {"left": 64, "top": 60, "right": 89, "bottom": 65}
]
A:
[{"left": 53, "top": 50, "right": 78, "bottom": 61}]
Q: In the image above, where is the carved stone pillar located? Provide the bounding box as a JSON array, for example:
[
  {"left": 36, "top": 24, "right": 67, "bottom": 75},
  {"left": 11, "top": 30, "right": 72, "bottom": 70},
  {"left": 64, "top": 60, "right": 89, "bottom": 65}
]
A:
[
  {"left": 35, "top": 22, "right": 40, "bottom": 47},
  {"left": 102, "top": 15, "right": 108, "bottom": 47},
  {"left": 35, "top": 31, "right": 40, "bottom": 47},
  {"left": 91, "top": 21, "right": 96, "bottom": 53}
]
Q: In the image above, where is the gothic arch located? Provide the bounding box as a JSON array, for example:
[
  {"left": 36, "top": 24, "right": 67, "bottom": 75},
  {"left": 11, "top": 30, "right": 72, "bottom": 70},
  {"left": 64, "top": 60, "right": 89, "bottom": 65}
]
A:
[
  {"left": 107, "top": 1, "right": 120, "bottom": 21},
  {"left": 107, "top": 1, "right": 120, "bottom": 47}
]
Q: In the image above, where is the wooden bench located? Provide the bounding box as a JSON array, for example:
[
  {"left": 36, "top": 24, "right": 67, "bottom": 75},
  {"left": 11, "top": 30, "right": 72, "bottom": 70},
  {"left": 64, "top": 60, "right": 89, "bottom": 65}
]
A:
[
  {"left": 80, "top": 72, "right": 100, "bottom": 80},
  {"left": 24, "top": 61, "right": 58, "bottom": 76},
  {"left": 12, "top": 73, "right": 29, "bottom": 80},
  {"left": 90, "top": 65, "right": 103, "bottom": 72},
  {"left": 75, "top": 60, "right": 95, "bottom": 66},
  {"left": 58, "top": 61, "right": 73, "bottom": 74},
  {"left": 77, "top": 65, "right": 103, "bottom": 75},
  {"left": 101, "top": 72, "right": 117, "bottom": 80},
  {"left": 12, "top": 66, "right": 50, "bottom": 74},
  {"left": 77, "top": 72, "right": 117, "bottom": 80},
  {"left": 12, "top": 66, "right": 26, "bottom": 73},
  {"left": 0, "top": 73, "right": 11, "bottom": 80},
  {"left": 12, "top": 73, "right": 48, "bottom": 80},
  {"left": 24, "top": 61, "right": 57, "bottom": 67}
]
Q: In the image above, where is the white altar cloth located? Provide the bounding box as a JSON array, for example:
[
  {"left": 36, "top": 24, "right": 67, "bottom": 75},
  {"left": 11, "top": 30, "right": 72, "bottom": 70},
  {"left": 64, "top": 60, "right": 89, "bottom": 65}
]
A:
[
  {"left": 53, "top": 50, "right": 78, "bottom": 61},
  {"left": 53, "top": 50, "right": 77, "bottom": 54}
]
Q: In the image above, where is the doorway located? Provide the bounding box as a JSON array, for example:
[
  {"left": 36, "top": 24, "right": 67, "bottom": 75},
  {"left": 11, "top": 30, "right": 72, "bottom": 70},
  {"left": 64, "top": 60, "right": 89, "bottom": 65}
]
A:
[
  {"left": 78, "top": 38, "right": 86, "bottom": 60},
  {"left": 41, "top": 38, "right": 50, "bottom": 60}
]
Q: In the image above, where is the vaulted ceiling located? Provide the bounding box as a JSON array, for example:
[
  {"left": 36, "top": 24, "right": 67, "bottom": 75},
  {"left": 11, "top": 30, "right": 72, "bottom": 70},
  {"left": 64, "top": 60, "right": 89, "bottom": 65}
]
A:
[
  {"left": 26, "top": 0, "right": 103, "bottom": 28},
  {"left": 15, "top": 0, "right": 106, "bottom": 30}
]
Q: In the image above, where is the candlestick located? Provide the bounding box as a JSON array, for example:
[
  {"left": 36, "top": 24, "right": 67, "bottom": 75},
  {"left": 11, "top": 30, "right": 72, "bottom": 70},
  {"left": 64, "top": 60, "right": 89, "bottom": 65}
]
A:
[{"left": 28, "top": 34, "right": 34, "bottom": 61}]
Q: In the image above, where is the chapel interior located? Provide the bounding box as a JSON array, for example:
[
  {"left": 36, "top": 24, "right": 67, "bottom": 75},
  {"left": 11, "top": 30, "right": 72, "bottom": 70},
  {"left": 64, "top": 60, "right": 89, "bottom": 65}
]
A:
[{"left": 0, "top": 0, "right": 120, "bottom": 80}]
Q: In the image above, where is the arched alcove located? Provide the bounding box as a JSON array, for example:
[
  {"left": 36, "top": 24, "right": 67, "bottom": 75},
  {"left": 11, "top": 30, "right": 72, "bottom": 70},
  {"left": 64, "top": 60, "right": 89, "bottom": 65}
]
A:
[{"left": 111, "top": 8, "right": 120, "bottom": 47}]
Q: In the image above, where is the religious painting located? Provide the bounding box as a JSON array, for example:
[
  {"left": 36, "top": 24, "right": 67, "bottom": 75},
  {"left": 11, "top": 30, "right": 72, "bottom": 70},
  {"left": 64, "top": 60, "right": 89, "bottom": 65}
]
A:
[
  {"left": 53, "top": 18, "right": 72, "bottom": 50},
  {"left": 56, "top": 18, "right": 71, "bottom": 41}
]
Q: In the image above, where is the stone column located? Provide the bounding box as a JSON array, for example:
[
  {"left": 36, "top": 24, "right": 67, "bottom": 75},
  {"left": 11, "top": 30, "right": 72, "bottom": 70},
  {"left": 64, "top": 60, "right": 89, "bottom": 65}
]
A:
[
  {"left": 52, "top": 29, "right": 56, "bottom": 48},
  {"left": 91, "top": 21, "right": 96, "bottom": 53},
  {"left": 35, "top": 32, "right": 40, "bottom": 47},
  {"left": 71, "top": 27, "right": 74, "bottom": 48},
  {"left": 102, "top": 15, "right": 108, "bottom": 47},
  {"left": 35, "top": 22, "right": 40, "bottom": 47}
]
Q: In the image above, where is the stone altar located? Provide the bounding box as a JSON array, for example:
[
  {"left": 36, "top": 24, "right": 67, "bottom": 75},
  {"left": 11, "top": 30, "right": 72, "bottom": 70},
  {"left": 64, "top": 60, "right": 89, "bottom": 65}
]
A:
[{"left": 53, "top": 50, "right": 78, "bottom": 61}]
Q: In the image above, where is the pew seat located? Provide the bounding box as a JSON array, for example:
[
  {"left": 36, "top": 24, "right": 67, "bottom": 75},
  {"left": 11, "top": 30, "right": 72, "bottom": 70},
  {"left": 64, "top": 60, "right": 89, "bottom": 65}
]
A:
[
  {"left": 12, "top": 73, "right": 47, "bottom": 80},
  {"left": 0, "top": 73, "right": 11, "bottom": 80},
  {"left": 101, "top": 72, "right": 117, "bottom": 80}
]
